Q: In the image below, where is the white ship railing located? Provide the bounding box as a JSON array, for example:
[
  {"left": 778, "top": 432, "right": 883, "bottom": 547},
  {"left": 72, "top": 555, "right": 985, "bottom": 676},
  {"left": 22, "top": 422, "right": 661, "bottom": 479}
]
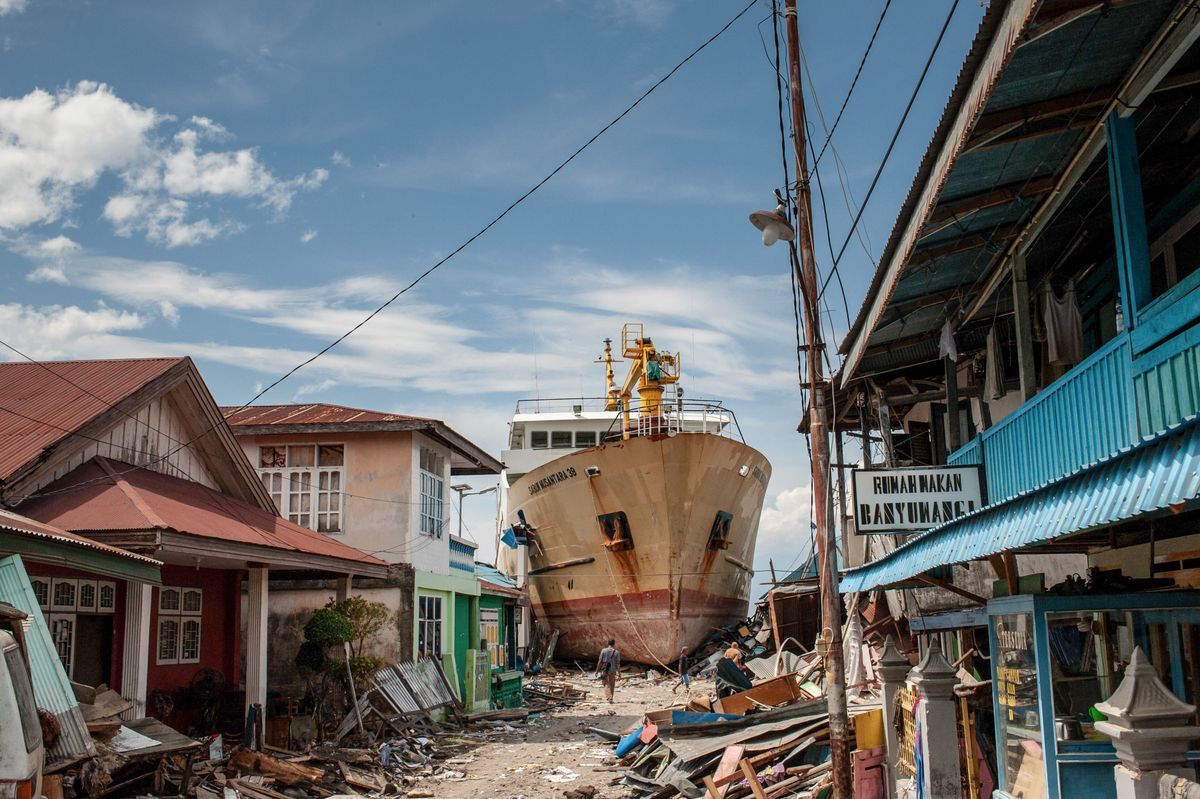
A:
[{"left": 602, "top": 399, "right": 745, "bottom": 443}]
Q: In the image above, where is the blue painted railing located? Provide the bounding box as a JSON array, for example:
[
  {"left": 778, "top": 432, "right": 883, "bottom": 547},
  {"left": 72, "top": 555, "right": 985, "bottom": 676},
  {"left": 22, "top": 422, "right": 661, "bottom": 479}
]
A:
[
  {"left": 949, "top": 333, "right": 1137, "bottom": 504},
  {"left": 947, "top": 435, "right": 983, "bottom": 467}
]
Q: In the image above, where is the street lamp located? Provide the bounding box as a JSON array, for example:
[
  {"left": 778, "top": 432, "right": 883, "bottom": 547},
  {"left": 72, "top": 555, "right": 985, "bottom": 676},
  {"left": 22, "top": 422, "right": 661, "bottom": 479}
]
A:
[
  {"left": 451, "top": 484, "right": 498, "bottom": 538},
  {"left": 451, "top": 484, "right": 472, "bottom": 538},
  {"left": 748, "top": 201, "right": 795, "bottom": 247}
]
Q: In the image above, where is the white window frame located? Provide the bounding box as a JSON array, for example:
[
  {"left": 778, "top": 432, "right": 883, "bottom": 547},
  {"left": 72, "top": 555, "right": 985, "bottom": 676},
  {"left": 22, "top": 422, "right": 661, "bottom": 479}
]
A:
[
  {"left": 156, "top": 586, "right": 202, "bottom": 665},
  {"left": 418, "top": 448, "right": 445, "bottom": 538},
  {"left": 30, "top": 578, "right": 50, "bottom": 612},
  {"left": 257, "top": 443, "right": 346, "bottom": 534},
  {"left": 480, "top": 608, "right": 504, "bottom": 669},
  {"left": 49, "top": 613, "right": 76, "bottom": 675},
  {"left": 417, "top": 594, "right": 443, "bottom": 658},
  {"left": 51, "top": 578, "right": 77, "bottom": 612}
]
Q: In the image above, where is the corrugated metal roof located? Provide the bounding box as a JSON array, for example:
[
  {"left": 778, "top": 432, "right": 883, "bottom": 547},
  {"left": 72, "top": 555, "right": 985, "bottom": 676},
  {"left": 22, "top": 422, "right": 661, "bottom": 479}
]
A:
[
  {"left": 0, "top": 555, "right": 95, "bottom": 768},
  {"left": 0, "top": 506, "right": 161, "bottom": 566},
  {"left": 20, "top": 456, "right": 388, "bottom": 574},
  {"left": 0, "top": 358, "right": 183, "bottom": 480},
  {"left": 839, "top": 0, "right": 1178, "bottom": 380},
  {"left": 840, "top": 414, "right": 1200, "bottom": 593},
  {"left": 222, "top": 403, "right": 431, "bottom": 426}
]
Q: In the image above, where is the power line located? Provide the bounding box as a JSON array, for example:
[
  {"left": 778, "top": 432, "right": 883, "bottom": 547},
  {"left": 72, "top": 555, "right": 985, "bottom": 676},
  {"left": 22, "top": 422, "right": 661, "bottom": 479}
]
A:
[
  {"left": 11, "top": 0, "right": 759, "bottom": 504},
  {"left": 819, "top": 0, "right": 962, "bottom": 300},
  {"left": 809, "top": 0, "right": 893, "bottom": 172}
]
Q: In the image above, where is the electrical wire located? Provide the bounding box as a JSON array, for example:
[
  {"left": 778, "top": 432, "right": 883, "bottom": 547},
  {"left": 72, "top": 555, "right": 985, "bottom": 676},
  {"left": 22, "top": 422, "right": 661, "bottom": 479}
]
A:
[
  {"left": 11, "top": 0, "right": 760, "bottom": 505},
  {"left": 819, "top": 0, "right": 962, "bottom": 299}
]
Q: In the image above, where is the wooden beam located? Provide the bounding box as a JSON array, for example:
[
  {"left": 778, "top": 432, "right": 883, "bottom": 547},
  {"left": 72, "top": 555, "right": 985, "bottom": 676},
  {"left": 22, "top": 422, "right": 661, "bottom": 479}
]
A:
[
  {"left": 915, "top": 574, "right": 988, "bottom": 606},
  {"left": 909, "top": 225, "right": 1021, "bottom": 265},
  {"left": 1025, "top": 0, "right": 1137, "bottom": 45},
  {"left": 1002, "top": 551, "right": 1020, "bottom": 592},
  {"left": 944, "top": 356, "right": 962, "bottom": 452},
  {"left": 1011, "top": 252, "right": 1037, "bottom": 400},
  {"left": 966, "top": 86, "right": 1114, "bottom": 150},
  {"left": 924, "top": 176, "right": 1058, "bottom": 232}
]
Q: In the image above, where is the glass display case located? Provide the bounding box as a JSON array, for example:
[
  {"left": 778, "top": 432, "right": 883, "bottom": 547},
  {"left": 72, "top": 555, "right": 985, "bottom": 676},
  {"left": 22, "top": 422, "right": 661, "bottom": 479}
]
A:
[{"left": 988, "top": 592, "right": 1200, "bottom": 799}]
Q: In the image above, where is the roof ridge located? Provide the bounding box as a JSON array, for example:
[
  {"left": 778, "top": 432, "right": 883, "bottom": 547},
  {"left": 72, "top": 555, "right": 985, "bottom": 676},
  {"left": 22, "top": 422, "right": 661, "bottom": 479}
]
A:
[{"left": 94, "top": 456, "right": 170, "bottom": 529}]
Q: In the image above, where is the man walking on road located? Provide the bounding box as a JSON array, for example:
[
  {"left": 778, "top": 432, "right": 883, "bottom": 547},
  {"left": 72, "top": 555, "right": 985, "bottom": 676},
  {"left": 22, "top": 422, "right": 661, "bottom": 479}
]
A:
[{"left": 596, "top": 639, "right": 620, "bottom": 703}]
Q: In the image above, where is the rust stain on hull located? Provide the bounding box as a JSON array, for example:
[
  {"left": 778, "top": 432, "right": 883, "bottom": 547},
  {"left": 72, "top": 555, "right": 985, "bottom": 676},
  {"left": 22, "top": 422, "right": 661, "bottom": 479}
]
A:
[{"left": 512, "top": 433, "right": 770, "bottom": 664}]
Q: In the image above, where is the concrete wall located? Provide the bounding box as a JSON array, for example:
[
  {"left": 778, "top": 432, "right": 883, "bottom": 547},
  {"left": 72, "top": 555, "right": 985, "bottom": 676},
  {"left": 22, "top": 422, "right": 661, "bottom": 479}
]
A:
[
  {"left": 234, "top": 430, "right": 426, "bottom": 566},
  {"left": 249, "top": 566, "right": 416, "bottom": 697},
  {"left": 407, "top": 431, "right": 453, "bottom": 576}
]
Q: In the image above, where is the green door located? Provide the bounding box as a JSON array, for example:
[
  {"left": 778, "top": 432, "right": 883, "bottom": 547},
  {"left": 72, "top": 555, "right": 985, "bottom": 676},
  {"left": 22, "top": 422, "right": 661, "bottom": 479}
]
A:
[{"left": 454, "top": 595, "right": 470, "bottom": 695}]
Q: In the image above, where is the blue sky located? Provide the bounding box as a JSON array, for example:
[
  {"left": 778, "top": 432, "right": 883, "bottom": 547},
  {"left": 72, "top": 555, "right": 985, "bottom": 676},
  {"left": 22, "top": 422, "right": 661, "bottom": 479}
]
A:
[{"left": 0, "top": 0, "right": 985, "bottom": 591}]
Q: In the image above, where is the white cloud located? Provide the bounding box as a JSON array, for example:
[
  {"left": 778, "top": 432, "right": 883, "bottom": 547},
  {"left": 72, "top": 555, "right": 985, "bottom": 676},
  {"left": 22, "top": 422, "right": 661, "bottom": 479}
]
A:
[
  {"left": 587, "top": 0, "right": 675, "bottom": 28},
  {"left": 0, "top": 82, "right": 156, "bottom": 229},
  {"left": 300, "top": 229, "right": 317, "bottom": 243},
  {"left": 755, "top": 484, "right": 814, "bottom": 576},
  {"left": 0, "top": 82, "right": 328, "bottom": 245},
  {"left": 0, "top": 302, "right": 145, "bottom": 359},
  {"left": 331, "top": 151, "right": 351, "bottom": 168},
  {"left": 293, "top": 378, "right": 336, "bottom": 398},
  {"left": 188, "top": 115, "right": 230, "bottom": 140},
  {"left": 0, "top": 0, "right": 27, "bottom": 16}
]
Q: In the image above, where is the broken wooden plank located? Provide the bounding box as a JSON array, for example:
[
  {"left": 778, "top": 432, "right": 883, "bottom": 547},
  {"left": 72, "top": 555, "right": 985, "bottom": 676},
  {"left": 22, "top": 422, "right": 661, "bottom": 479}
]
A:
[{"left": 228, "top": 749, "right": 324, "bottom": 786}]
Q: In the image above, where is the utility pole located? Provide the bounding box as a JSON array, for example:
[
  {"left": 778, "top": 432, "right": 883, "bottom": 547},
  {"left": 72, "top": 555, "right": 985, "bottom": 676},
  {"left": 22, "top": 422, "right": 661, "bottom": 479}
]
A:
[{"left": 782, "top": 1, "right": 853, "bottom": 795}]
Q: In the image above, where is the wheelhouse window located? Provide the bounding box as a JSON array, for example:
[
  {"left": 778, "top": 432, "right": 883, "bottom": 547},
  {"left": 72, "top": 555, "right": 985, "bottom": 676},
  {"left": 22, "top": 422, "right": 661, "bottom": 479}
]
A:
[
  {"left": 575, "top": 431, "right": 597, "bottom": 448},
  {"left": 258, "top": 443, "right": 345, "bottom": 533},
  {"left": 417, "top": 594, "right": 443, "bottom": 658},
  {"left": 708, "top": 511, "right": 734, "bottom": 550},
  {"left": 157, "top": 586, "right": 202, "bottom": 665},
  {"left": 598, "top": 511, "right": 634, "bottom": 552},
  {"left": 551, "top": 431, "right": 572, "bottom": 448},
  {"left": 419, "top": 448, "right": 445, "bottom": 537},
  {"left": 530, "top": 431, "right": 549, "bottom": 449}
]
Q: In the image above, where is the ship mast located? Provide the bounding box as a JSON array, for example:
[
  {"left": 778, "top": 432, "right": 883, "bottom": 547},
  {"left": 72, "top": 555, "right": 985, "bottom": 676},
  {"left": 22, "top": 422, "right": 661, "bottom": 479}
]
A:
[
  {"left": 600, "top": 324, "right": 680, "bottom": 439},
  {"left": 782, "top": 0, "right": 853, "bottom": 794}
]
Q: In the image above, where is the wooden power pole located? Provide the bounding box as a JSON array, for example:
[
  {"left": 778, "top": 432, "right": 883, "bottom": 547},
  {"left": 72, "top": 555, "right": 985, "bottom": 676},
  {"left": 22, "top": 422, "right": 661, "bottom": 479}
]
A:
[{"left": 782, "top": 1, "right": 853, "bottom": 795}]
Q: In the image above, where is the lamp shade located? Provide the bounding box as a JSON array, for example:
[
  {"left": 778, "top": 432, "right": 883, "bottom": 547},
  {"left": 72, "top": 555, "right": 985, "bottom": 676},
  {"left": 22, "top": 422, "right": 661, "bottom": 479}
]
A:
[{"left": 749, "top": 206, "right": 795, "bottom": 246}]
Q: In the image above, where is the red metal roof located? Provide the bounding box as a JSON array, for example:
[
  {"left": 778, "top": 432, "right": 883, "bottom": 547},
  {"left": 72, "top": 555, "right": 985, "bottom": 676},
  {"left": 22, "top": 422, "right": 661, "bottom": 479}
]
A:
[
  {"left": 0, "top": 506, "right": 161, "bottom": 566},
  {"left": 0, "top": 358, "right": 183, "bottom": 480},
  {"left": 20, "top": 457, "right": 388, "bottom": 573},
  {"left": 222, "top": 403, "right": 431, "bottom": 427}
]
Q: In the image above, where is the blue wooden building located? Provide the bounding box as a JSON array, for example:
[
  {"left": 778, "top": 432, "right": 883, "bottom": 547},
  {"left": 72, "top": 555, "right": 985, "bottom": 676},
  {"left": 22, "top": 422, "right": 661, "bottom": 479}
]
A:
[{"left": 827, "top": 1, "right": 1200, "bottom": 796}]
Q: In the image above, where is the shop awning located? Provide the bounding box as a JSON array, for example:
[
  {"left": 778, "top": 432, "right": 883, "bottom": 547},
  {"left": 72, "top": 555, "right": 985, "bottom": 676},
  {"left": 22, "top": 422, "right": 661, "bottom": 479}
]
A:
[{"left": 840, "top": 414, "right": 1200, "bottom": 593}]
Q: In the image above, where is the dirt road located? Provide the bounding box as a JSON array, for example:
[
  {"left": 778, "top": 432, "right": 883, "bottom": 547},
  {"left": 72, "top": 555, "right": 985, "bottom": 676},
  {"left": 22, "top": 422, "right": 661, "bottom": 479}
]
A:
[{"left": 417, "top": 672, "right": 704, "bottom": 799}]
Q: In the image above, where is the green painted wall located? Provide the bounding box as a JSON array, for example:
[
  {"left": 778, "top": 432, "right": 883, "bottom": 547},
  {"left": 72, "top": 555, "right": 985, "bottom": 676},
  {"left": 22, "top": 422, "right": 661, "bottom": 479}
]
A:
[{"left": 453, "top": 595, "right": 470, "bottom": 694}]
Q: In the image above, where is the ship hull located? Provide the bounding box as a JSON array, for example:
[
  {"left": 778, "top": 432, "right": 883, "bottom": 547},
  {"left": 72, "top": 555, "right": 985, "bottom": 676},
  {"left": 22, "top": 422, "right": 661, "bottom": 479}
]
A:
[{"left": 509, "top": 433, "right": 770, "bottom": 665}]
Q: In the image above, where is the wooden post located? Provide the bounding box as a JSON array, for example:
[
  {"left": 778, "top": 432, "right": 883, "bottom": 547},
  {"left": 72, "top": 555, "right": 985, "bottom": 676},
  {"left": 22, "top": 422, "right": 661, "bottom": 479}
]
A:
[
  {"left": 1011, "top": 252, "right": 1037, "bottom": 401},
  {"left": 1106, "top": 112, "right": 1151, "bottom": 325},
  {"left": 944, "top": 356, "right": 961, "bottom": 453},
  {"left": 783, "top": 0, "right": 853, "bottom": 792},
  {"left": 246, "top": 567, "right": 269, "bottom": 717}
]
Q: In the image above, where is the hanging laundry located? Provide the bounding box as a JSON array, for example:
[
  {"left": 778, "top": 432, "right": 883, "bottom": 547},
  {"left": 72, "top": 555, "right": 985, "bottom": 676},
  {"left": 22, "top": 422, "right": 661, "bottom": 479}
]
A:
[
  {"left": 938, "top": 319, "right": 958, "bottom": 362},
  {"left": 984, "top": 326, "right": 1005, "bottom": 400},
  {"left": 1042, "top": 279, "right": 1084, "bottom": 366}
]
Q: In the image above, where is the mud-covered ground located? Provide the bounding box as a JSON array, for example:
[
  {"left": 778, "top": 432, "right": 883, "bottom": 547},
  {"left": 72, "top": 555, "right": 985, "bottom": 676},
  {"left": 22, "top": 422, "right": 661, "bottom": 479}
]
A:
[{"left": 414, "top": 671, "right": 707, "bottom": 799}]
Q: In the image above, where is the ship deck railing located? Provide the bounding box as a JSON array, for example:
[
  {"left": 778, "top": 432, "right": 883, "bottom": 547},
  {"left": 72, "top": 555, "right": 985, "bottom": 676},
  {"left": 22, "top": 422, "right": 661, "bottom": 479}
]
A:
[{"left": 602, "top": 399, "right": 746, "bottom": 443}]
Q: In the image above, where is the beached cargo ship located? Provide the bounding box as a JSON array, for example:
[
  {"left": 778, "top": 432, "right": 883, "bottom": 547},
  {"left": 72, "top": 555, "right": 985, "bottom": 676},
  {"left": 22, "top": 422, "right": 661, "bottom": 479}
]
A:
[{"left": 499, "top": 324, "right": 770, "bottom": 665}]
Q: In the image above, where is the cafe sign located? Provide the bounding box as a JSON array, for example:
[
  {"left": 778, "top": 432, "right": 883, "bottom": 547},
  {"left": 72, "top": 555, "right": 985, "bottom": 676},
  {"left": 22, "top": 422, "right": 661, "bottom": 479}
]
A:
[{"left": 852, "top": 465, "right": 985, "bottom": 534}]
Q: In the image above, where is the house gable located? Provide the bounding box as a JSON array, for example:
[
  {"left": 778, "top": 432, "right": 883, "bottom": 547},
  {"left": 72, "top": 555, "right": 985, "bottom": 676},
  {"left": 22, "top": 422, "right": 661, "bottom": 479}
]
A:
[{"left": 3, "top": 358, "right": 273, "bottom": 512}]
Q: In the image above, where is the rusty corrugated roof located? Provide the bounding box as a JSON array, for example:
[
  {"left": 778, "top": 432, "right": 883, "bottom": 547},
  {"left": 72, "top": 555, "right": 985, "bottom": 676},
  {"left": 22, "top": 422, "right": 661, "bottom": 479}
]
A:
[
  {"left": 0, "top": 358, "right": 184, "bottom": 480},
  {"left": 222, "top": 403, "right": 432, "bottom": 426},
  {"left": 0, "top": 506, "right": 161, "bottom": 566},
  {"left": 20, "top": 456, "right": 388, "bottom": 574}
]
